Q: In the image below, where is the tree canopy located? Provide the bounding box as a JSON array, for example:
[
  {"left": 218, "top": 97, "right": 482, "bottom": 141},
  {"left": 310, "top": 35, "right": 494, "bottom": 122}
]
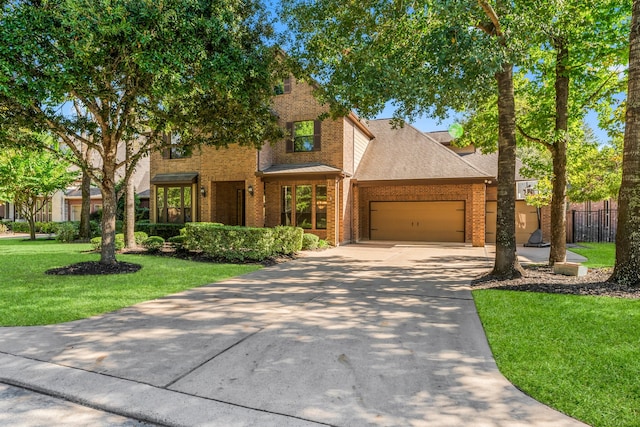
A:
[
  {"left": 0, "top": 138, "right": 77, "bottom": 240},
  {"left": 0, "top": 0, "right": 286, "bottom": 263}
]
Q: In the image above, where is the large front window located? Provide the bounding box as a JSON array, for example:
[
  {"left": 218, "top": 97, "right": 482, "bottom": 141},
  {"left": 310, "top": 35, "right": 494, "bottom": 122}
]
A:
[
  {"left": 281, "top": 184, "right": 327, "bottom": 230},
  {"left": 156, "top": 185, "right": 192, "bottom": 223},
  {"left": 293, "top": 121, "right": 315, "bottom": 152}
]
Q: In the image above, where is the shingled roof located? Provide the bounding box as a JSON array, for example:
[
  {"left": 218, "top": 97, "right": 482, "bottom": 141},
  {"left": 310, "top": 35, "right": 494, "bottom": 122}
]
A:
[
  {"left": 458, "top": 150, "right": 529, "bottom": 182},
  {"left": 354, "top": 120, "right": 493, "bottom": 181}
]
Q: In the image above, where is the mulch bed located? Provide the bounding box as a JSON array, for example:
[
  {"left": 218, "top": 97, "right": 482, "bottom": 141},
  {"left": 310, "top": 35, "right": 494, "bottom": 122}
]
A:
[
  {"left": 45, "top": 261, "right": 142, "bottom": 276},
  {"left": 471, "top": 265, "right": 640, "bottom": 299}
]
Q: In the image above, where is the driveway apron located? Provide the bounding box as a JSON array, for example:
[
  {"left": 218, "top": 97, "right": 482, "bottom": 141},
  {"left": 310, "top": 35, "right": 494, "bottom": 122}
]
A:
[{"left": 0, "top": 243, "right": 587, "bottom": 426}]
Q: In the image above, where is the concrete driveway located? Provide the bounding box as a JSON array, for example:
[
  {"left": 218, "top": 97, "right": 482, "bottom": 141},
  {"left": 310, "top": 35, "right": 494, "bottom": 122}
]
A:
[{"left": 0, "top": 243, "right": 586, "bottom": 426}]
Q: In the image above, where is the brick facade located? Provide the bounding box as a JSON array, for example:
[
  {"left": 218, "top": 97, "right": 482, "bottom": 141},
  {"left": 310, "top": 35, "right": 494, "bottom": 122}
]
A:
[
  {"left": 356, "top": 182, "right": 486, "bottom": 246},
  {"left": 150, "top": 76, "right": 497, "bottom": 247}
]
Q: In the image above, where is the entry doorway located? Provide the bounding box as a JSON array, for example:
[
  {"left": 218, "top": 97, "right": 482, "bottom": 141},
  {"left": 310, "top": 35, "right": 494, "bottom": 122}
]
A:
[{"left": 213, "top": 181, "right": 246, "bottom": 226}]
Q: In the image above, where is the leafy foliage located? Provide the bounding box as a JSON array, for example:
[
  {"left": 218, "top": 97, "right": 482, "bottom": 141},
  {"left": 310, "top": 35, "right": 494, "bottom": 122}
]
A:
[
  {"left": 142, "top": 236, "right": 165, "bottom": 253},
  {"left": 0, "top": 0, "right": 287, "bottom": 262},
  {"left": 302, "top": 233, "right": 320, "bottom": 250},
  {"left": 183, "top": 223, "right": 303, "bottom": 261},
  {"left": 56, "top": 222, "right": 79, "bottom": 243},
  {"left": 0, "top": 143, "right": 77, "bottom": 239}
]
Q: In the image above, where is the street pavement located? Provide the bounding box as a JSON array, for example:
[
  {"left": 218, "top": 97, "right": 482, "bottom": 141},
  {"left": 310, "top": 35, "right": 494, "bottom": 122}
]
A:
[{"left": 0, "top": 243, "right": 588, "bottom": 426}]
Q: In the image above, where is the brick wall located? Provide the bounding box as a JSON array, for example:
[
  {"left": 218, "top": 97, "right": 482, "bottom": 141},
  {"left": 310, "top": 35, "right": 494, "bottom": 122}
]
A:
[
  {"left": 271, "top": 77, "right": 345, "bottom": 169},
  {"left": 357, "top": 182, "right": 486, "bottom": 246},
  {"left": 264, "top": 178, "right": 341, "bottom": 243},
  {"left": 149, "top": 144, "right": 262, "bottom": 226}
]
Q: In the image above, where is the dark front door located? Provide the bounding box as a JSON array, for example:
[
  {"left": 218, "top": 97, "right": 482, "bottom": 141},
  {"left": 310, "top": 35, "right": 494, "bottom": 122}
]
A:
[{"left": 237, "top": 189, "right": 246, "bottom": 226}]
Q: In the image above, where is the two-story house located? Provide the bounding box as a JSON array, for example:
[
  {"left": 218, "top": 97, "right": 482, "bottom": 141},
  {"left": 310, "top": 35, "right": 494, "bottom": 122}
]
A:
[{"left": 149, "top": 76, "right": 539, "bottom": 247}]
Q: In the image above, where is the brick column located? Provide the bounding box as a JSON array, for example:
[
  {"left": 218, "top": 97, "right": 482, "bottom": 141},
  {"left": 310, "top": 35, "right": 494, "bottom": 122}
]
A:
[
  {"left": 471, "top": 183, "right": 486, "bottom": 247},
  {"left": 326, "top": 178, "right": 338, "bottom": 246},
  {"left": 352, "top": 183, "right": 360, "bottom": 242}
]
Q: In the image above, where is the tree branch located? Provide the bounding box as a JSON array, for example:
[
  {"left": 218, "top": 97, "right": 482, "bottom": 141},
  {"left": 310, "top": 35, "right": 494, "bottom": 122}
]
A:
[
  {"left": 516, "top": 124, "right": 553, "bottom": 150},
  {"left": 478, "top": 0, "right": 502, "bottom": 37},
  {"left": 579, "top": 68, "right": 625, "bottom": 110}
]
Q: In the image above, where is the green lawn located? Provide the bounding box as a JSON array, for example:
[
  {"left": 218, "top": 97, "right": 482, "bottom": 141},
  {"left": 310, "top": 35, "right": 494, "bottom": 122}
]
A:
[
  {"left": 569, "top": 242, "right": 616, "bottom": 268},
  {"left": 0, "top": 238, "right": 261, "bottom": 326},
  {"left": 474, "top": 242, "right": 640, "bottom": 427}
]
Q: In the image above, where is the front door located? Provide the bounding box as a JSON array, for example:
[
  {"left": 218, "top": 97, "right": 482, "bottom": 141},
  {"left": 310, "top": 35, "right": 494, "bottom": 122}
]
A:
[{"left": 237, "top": 189, "right": 246, "bottom": 226}]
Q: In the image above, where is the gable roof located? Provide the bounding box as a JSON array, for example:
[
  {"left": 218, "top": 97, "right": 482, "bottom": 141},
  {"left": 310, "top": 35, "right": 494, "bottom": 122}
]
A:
[
  {"left": 458, "top": 150, "right": 529, "bottom": 182},
  {"left": 354, "top": 119, "right": 493, "bottom": 182}
]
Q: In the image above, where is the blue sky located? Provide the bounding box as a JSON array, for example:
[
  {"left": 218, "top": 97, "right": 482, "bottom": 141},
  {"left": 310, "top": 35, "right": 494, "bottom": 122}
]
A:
[{"left": 374, "top": 107, "right": 611, "bottom": 145}]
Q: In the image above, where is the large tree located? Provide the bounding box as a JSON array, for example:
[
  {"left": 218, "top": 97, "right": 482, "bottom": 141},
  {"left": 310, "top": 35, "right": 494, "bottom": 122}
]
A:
[
  {"left": 433, "top": 0, "right": 628, "bottom": 265},
  {"left": 610, "top": 0, "right": 640, "bottom": 286},
  {"left": 0, "top": 0, "right": 285, "bottom": 264},
  {"left": 0, "top": 142, "right": 77, "bottom": 240},
  {"left": 283, "top": 0, "right": 527, "bottom": 277}
]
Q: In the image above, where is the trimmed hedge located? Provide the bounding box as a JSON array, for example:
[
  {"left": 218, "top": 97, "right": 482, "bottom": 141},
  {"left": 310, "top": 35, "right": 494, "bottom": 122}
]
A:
[
  {"left": 134, "top": 231, "right": 149, "bottom": 245},
  {"left": 56, "top": 222, "right": 79, "bottom": 243},
  {"left": 135, "top": 222, "right": 184, "bottom": 239},
  {"left": 10, "top": 222, "right": 30, "bottom": 233},
  {"left": 142, "top": 236, "right": 164, "bottom": 252},
  {"left": 90, "top": 234, "right": 125, "bottom": 251},
  {"left": 273, "top": 226, "right": 304, "bottom": 254},
  {"left": 302, "top": 233, "right": 320, "bottom": 250},
  {"left": 167, "top": 235, "right": 188, "bottom": 253},
  {"left": 183, "top": 223, "right": 303, "bottom": 262}
]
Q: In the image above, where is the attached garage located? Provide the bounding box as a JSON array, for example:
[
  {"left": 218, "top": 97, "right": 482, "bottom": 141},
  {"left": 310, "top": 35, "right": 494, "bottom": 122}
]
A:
[{"left": 370, "top": 201, "right": 465, "bottom": 242}]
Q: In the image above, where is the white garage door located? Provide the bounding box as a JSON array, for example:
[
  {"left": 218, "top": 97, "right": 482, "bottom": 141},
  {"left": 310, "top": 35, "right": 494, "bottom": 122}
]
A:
[{"left": 370, "top": 201, "right": 465, "bottom": 242}]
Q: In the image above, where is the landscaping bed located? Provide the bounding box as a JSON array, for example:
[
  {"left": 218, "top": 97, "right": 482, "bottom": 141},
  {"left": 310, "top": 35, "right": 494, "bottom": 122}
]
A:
[{"left": 472, "top": 265, "right": 640, "bottom": 299}]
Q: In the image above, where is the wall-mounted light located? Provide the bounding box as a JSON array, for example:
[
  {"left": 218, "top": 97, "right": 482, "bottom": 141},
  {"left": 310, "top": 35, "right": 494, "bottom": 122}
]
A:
[
  {"left": 200, "top": 185, "right": 206, "bottom": 197},
  {"left": 247, "top": 185, "right": 254, "bottom": 197}
]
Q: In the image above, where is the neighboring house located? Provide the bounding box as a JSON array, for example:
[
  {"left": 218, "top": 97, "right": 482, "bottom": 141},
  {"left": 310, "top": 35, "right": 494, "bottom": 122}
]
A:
[
  {"left": 0, "top": 196, "right": 60, "bottom": 223},
  {"left": 0, "top": 200, "right": 8, "bottom": 220},
  {"left": 2, "top": 152, "right": 150, "bottom": 223},
  {"left": 150, "top": 76, "right": 539, "bottom": 247},
  {"left": 61, "top": 152, "right": 150, "bottom": 221}
]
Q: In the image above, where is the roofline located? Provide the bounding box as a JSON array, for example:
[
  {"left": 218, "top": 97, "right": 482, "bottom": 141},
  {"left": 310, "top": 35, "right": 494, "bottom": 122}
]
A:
[
  {"left": 257, "top": 170, "right": 351, "bottom": 181},
  {"left": 64, "top": 195, "right": 103, "bottom": 200},
  {"left": 347, "top": 111, "right": 375, "bottom": 139},
  {"left": 353, "top": 177, "right": 492, "bottom": 187}
]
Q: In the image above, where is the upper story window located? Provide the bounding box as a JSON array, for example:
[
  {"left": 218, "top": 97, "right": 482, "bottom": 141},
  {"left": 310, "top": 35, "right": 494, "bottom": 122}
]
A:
[
  {"left": 163, "top": 132, "right": 192, "bottom": 159},
  {"left": 274, "top": 77, "right": 291, "bottom": 95},
  {"left": 286, "top": 120, "right": 321, "bottom": 153}
]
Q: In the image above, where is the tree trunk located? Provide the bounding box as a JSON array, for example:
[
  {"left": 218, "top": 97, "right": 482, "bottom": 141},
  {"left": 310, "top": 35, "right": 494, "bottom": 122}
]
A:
[
  {"left": 491, "top": 63, "right": 524, "bottom": 279},
  {"left": 79, "top": 170, "right": 92, "bottom": 240},
  {"left": 610, "top": 0, "right": 640, "bottom": 286},
  {"left": 100, "top": 160, "right": 118, "bottom": 265},
  {"left": 28, "top": 215, "right": 36, "bottom": 240},
  {"left": 549, "top": 39, "right": 569, "bottom": 266},
  {"left": 124, "top": 176, "right": 135, "bottom": 248}
]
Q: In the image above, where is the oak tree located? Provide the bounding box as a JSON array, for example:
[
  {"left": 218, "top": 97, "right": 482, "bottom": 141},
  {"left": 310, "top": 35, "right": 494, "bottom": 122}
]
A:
[
  {"left": 610, "top": 0, "right": 640, "bottom": 286},
  {"left": 0, "top": 0, "right": 285, "bottom": 264}
]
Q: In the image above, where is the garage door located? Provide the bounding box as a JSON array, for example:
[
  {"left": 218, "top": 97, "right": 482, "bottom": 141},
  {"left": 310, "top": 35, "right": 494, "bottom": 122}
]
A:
[
  {"left": 370, "top": 201, "right": 465, "bottom": 242},
  {"left": 485, "top": 201, "right": 539, "bottom": 244}
]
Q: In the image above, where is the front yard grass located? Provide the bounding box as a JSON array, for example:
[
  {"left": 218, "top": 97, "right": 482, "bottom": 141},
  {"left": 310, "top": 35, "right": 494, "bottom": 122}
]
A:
[
  {"left": 474, "top": 241, "right": 640, "bottom": 427},
  {"left": 569, "top": 242, "right": 616, "bottom": 268},
  {"left": 0, "top": 238, "right": 261, "bottom": 326}
]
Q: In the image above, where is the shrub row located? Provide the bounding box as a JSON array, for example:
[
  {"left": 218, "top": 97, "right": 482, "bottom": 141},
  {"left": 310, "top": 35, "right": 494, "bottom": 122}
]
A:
[
  {"left": 134, "top": 222, "right": 184, "bottom": 239},
  {"left": 1, "top": 220, "right": 181, "bottom": 240},
  {"left": 183, "top": 223, "right": 304, "bottom": 262}
]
